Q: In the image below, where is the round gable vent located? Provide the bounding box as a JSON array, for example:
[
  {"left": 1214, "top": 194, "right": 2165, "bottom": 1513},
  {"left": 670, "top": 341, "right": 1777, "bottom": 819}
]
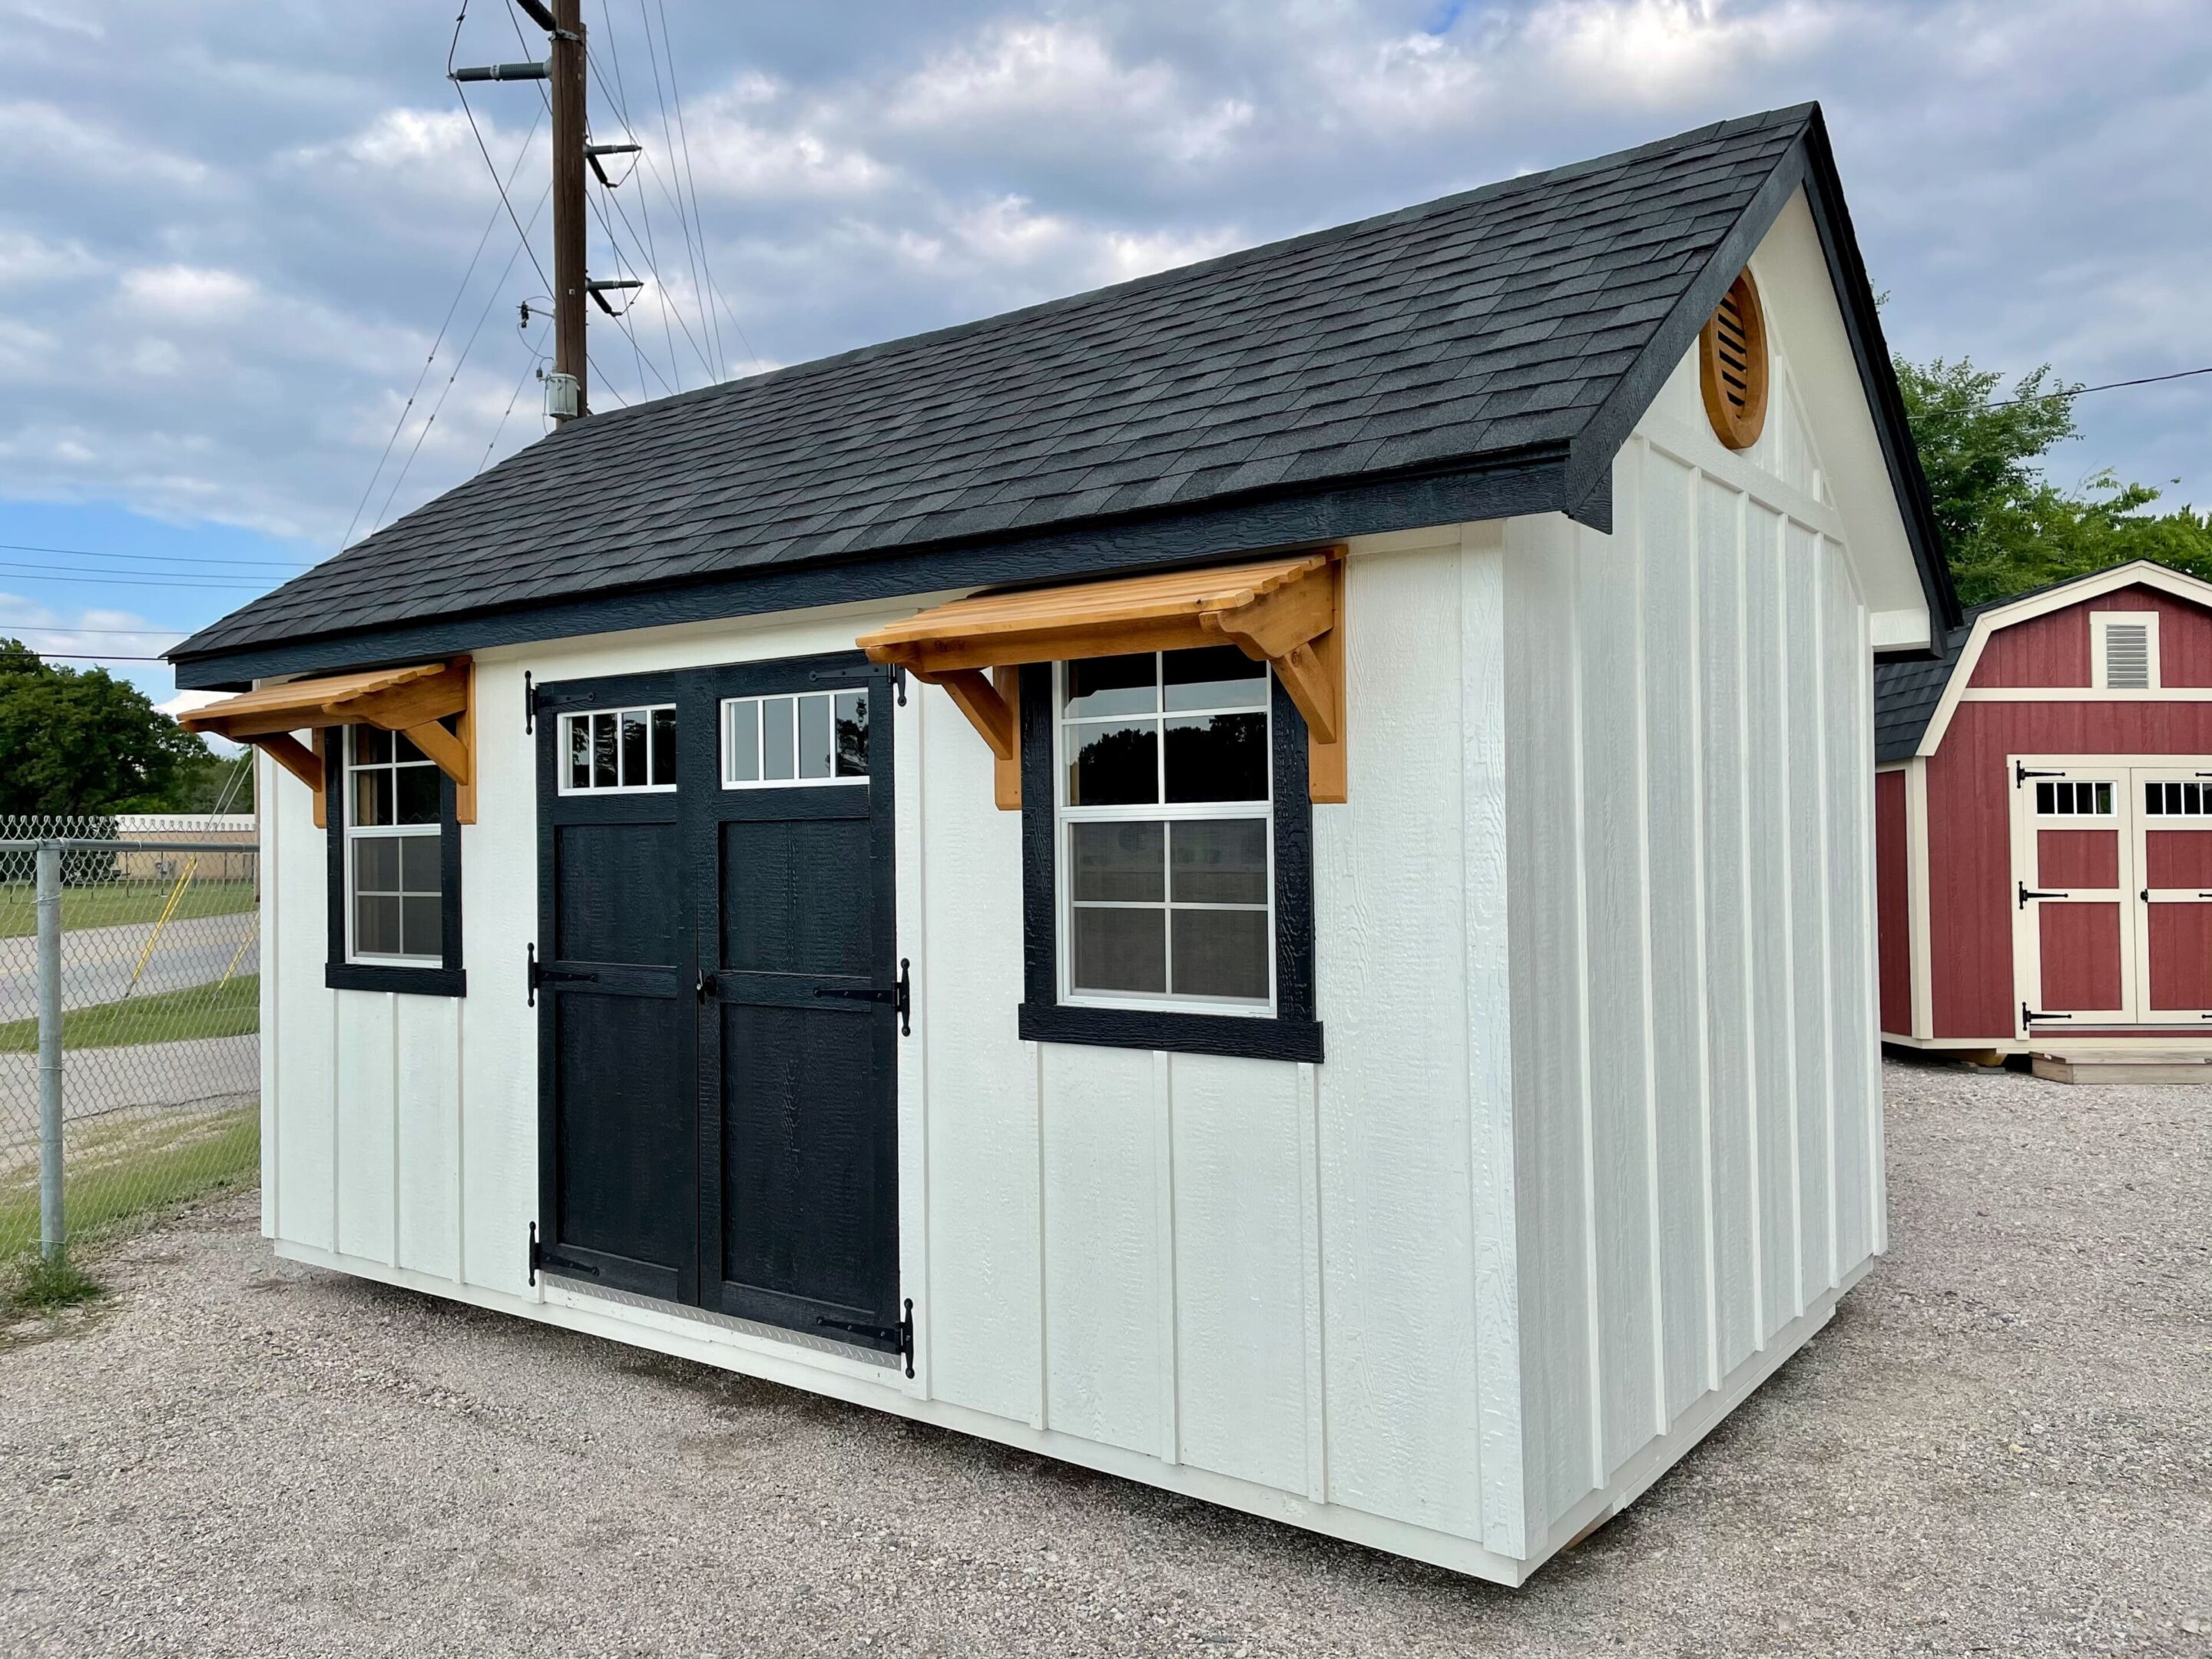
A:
[{"left": 1699, "top": 269, "right": 1769, "bottom": 451}]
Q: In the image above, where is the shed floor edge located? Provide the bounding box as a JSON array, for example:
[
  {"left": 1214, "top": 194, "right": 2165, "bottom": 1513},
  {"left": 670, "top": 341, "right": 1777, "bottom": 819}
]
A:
[{"left": 269, "top": 1237, "right": 1532, "bottom": 1586}]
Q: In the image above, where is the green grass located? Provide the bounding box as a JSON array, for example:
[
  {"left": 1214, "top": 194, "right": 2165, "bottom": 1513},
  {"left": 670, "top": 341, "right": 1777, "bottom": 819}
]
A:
[
  {"left": 0, "top": 879, "right": 257, "bottom": 941},
  {"left": 2, "top": 1248, "right": 104, "bottom": 1315},
  {"left": 0, "top": 1104, "right": 260, "bottom": 1260},
  {"left": 0, "top": 973, "right": 260, "bottom": 1052}
]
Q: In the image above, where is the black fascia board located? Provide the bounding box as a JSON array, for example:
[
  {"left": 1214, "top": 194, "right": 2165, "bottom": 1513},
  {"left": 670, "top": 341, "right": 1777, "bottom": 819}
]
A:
[
  {"left": 1794, "top": 108, "right": 1960, "bottom": 639},
  {"left": 1563, "top": 114, "right": 1959, "bottom": 647},
  {"left": 171, "top": 442, "right": 1582, "bottom": 689}
]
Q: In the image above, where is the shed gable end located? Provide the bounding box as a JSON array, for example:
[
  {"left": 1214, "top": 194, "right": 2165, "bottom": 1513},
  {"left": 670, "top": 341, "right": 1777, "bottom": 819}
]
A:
[{"left": 1968, "top": 585, "right": 2212, "bottom": 690}]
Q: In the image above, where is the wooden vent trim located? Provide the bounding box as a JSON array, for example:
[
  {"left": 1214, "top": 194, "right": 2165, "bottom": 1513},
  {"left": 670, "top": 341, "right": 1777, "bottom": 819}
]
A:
[{"left": 1699, "top": 268, "right": 1769, "bottom": 452}]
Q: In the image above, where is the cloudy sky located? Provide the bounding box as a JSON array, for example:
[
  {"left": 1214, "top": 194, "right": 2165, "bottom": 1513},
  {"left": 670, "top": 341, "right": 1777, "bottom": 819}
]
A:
[{"left": 2, "top": 0, "right": 2207, "bottom": 703}]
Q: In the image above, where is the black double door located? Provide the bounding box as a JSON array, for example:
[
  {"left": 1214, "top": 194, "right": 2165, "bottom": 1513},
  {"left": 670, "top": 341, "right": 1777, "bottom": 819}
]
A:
[{"left": 534, "top": 654, "right": 902, "bottom": 1355}]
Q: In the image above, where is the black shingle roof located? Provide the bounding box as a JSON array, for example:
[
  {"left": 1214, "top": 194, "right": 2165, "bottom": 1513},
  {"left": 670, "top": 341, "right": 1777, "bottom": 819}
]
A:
[{"left": 174, "top": 101, "right": 1945, "bottom": 684}]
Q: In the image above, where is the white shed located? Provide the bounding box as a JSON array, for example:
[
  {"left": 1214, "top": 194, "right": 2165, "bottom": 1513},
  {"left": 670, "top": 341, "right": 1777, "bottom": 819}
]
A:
[{"left": 171, "top": 103, "right": 1955, "bottom": 1584}]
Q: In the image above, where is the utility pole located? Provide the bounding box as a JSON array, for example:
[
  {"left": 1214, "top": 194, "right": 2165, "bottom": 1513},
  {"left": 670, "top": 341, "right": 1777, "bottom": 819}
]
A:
[
  {"left": 548, "top": 0, "right": 588, "bottom": 422},
  {"left": 455, "top": 0, "right": 639, "bottom": 424}
]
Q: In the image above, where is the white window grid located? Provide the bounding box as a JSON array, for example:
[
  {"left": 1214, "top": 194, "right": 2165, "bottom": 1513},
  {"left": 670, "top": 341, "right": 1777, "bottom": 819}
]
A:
[
  {"left": 345, "top": 727, "right": 442, "bottom": 967},
  {"left": 2033, "top": 779, "right": 2116, "bottom": 819},
  {"left": 558, "top": 704, "right": 677, "bottom": 795},
  {"left": 721, "top": 690, "right": 869, "bottom": 789},
  {"left": 2144, "top": 779, "right": 2212, "bottom": 818},
  {"left": 2091, "top": 611, "right": 2159, "bottom": 690},
  {"left": 1052, "top": 655, "right": 1276, "bottom": 1018}
]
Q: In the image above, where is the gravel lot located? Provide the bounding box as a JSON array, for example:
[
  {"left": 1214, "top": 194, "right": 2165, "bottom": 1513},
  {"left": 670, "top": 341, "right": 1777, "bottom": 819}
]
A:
[{"left": 1, "top": 1057, "right": 2206, "bottom": 1657}]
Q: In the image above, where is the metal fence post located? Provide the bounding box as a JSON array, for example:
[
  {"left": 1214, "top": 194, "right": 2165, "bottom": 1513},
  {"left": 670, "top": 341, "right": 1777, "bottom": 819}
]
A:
[{"left": 36, "top": 842, "right": 65, "bottom": 1259}]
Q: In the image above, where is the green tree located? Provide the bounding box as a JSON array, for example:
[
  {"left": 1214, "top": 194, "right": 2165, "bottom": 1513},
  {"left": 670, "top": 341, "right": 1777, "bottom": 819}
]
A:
[
  {"left": 0, "top": 641, "right": 214, "bottom": 816},
  {"left": 1895, "top": 356, "right": 2212, "bottom": 606}
]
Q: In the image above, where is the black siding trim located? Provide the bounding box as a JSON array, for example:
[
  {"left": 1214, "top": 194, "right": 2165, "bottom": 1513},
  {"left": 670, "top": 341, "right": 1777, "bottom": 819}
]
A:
[
  {"left": 171, "top": 450, "right": 1575, "bottom": 690},
  {"left": 1018, "top": 663, "right": 1323, "bottom": 1065},
  {"left": 324, "top": 727, "right": 469, "bottom": 998}
]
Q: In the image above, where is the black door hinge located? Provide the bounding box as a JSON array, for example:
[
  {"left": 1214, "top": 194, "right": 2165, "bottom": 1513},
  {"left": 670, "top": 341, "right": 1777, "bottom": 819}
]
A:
[
  {"left": 815, "top": 1298, "right": 915, "bottom": 1378},
  {"left": 2022, "top": 1002, "right": 2070, "bottom": 1027},
  {"left": 2018, "top": 881, "right": 2066, "bottom": 909},
  {"left": 2015, "top": 762, "right": 2066, "bottom": 786},
  {"left": 528, "top": 943, "right": 598, "bottom": 1005},
  {"left": 528, "top": 1221, "right": 601, "bottom": 1286},
  {"left": 525, "top": 670, "right": 535, "bottom": 734},
  {"left": 808, "top": 959, "right": 911, "bottom": 1035}
]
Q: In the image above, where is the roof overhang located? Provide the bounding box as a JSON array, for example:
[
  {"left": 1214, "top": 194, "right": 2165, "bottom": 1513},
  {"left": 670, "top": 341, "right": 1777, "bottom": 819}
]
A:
[
  {"left": 177, "top": 660, "right": 476, "bottom": 824},
  {"left": 857, "top": 551, "right": 1346, "bottom": 807}
]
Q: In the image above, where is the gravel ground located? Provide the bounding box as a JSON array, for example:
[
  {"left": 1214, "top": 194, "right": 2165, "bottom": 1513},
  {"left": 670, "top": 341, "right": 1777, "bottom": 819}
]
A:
[{"left": 0, "top": 1057, "right": 2206, "bottom": 1657}]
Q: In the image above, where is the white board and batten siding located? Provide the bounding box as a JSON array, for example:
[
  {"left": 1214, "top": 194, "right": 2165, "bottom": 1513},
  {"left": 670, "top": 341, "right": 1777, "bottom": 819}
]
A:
[{"left": 257, "top": 278, "right": 1889, "bottom": 1584}]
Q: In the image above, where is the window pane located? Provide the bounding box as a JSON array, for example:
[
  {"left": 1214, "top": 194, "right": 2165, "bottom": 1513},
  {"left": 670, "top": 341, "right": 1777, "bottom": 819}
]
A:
[
  {"left": 1068, "top": 720, "right": 1157, "bottom": 806},
  {"left": 1171, "top": 908, "right": 1269, "bottom": 1001},
  {"left": 834, "top": 691, "right": 868, "bottom": 778},
  {"left": 352, "top": 768, "right": 392, "bottom": 829},
  {"left": 568, "top": 716, "right": 591, "bottom": 790},
  {"left": 355, "top": 893, "right": 401, "bottom": 956},
  {"left": 393, "top": 730, "right": 428, "bottom": 765},
  {"left": 592, "top": 712, "right": 618, "bottom": 789},
  {"left": 651, "top": 707, "right": 677, "bottom": 785},
  {"left": 1164, "top": 712, "right": 1267, "bottom": 803},
  {"left": 727, "top": 700, "right": 760, "bottom": 783},
  {"left": 1071, "top": 906, "right": 1166, "bottom": 994},
  {"left": 1171, "top": 820, "right": 1267, "bottom": 904},
  {"left": 620, "top": 709, "right": 649, "bottom": 786},
  {"left": 356, "top": 836, "right": 399, "bottom": 892},
  {"left": 762, "top": 697, "right": 795, "bottom": 780},
  {"left": 353, "top": 726, "right": 391, "bottom": 765},
  {"left": 1071, "top": 821, "right": 1164, "bottom": 902},
  {"left": 400, "top": 897, "right": 442, "bottom": 959},
  {"left": 396, "top": 763, "right": 441, "bottom": 825},
  {"left": 399, "top": 833, "right": 441, "bottom": 894},
  {"left": 2097, "top": 783, "right": 2113, "bottom": 815},
  {"left": 798, "top": 693, "right": 833, "bottom": 780},
  {"left": 1164, "top": 646, "right": 1267, "bottom": 712},
  {"left": 1065, "top": 654, "right": 1157, "bottom": 720}
]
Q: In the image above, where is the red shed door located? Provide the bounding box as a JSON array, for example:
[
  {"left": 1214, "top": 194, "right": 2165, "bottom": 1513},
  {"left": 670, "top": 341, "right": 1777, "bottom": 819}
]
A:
[
  {"left": 2014, "top": 767, "right": 2133, "bottom": 1028},
  {"left": 2134, "top": 770, "right": 2212, "bottom": 1021}
]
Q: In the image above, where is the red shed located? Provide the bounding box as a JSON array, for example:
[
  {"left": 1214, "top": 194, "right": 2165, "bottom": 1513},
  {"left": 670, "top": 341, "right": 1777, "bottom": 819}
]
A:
[{"left": 1875, "top": 559, "right": 2212, "bottom": 1055}]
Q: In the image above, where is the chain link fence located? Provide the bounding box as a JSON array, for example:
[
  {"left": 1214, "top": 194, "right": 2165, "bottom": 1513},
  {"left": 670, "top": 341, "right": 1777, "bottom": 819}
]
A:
[{"left": 0, "top": 813, "right": 260, "bottom": 1270}]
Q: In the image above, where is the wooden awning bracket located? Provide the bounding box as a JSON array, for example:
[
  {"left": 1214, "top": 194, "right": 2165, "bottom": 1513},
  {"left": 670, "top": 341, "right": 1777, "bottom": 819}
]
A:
[
  {"left": 177, "top": 659, "right": 477, "bottom": 826},
  {"left": 858, "top": 549, "right": 1346, "bottom": 806}
]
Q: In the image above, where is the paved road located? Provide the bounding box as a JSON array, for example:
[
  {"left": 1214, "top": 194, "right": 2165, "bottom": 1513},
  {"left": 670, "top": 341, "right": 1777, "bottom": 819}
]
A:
[
  {"left": 0, "top": 1058, "right": 2204, "bottom": 1656},
  {"left": 0, "top": 1035, "right": 257, "bottom": 1169},
  {"left": 0, "top": 911, "right": 260, "bottom": 1023}
]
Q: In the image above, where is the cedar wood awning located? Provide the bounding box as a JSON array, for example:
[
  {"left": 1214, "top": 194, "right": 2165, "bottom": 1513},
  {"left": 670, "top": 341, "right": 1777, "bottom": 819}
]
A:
[
  {"left": 857, "top": 550, "right": 1345, "bottom": 806},
  {"left": 177, "top": 660, "right": 475, "bottom": 826}
]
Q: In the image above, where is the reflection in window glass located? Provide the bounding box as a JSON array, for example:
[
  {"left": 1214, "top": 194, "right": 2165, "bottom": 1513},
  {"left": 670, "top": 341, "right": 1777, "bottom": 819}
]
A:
[
  {"left": 558, "top": 704, "right": 676, "bottom": 792},
  {"left": 1058, "top": 648, "right": 1273, "bottom": 1011},
  {"left": 721, "top": 690, "right": 871, "bottom": 790}
]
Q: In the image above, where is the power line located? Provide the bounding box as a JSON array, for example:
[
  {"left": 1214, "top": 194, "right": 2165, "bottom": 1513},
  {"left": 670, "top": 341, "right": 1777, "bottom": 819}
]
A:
[
  {"left": 0, "top": 566, "right": 272, "bottom": 591},
  {"left": 20, "top": 652, "right": 171, "bottom": 663},
  {"left": 450, "top": 5, "right": 554, "bottom": 301},
  {"left": 1991, "top": 365, "right": 2212, "bottom": 408},
  {"left": 635, "top": 0, "right": 718, "bottom": 384},
  {"left": 657, "top": 0, "right": 725, "bottom": 380},
  {"left": 594, "top": 0, "right": 685, "bottom": 392},
  {"left": 0, "top": 624, "right": 187, "bottom": 637},
  {"left": 0, "top": 542, "right": 310, "bottom": 569},
  {"left": 340, "top": 87, "right": 544, "bottom": 552}
]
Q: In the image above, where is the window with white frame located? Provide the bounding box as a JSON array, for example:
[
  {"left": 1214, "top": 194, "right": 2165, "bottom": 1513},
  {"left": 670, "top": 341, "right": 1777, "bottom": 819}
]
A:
[
  {"left": 2091, "top": 611, "right": 2157, "bottom": 690},
  {"left": 561, "top": 704, "right": 676, "bottom": 793},
  {"left": 1056, "top": 647, "right": 1273, "bottom": 1012},
  {"left": 2034, "top": 779, "right": 2115, "bottom": 817},
  {"left": 723, "top": 689, "right": 869, "bottom": 787},
  {"left": 346, "top": 727, "right": 445, "bottom": 964},
  {"left": 2144, "top": 780, "right": 2212, "bottom": 817}
]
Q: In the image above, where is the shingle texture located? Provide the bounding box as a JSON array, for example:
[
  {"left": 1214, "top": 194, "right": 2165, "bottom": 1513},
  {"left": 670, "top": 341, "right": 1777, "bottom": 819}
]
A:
[
  {"left": 1874, "top": 622, "right": 1972, "bottom": 761},
  {"left": 177, "top": 105, "right": 1816, "bottom": 661}
]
